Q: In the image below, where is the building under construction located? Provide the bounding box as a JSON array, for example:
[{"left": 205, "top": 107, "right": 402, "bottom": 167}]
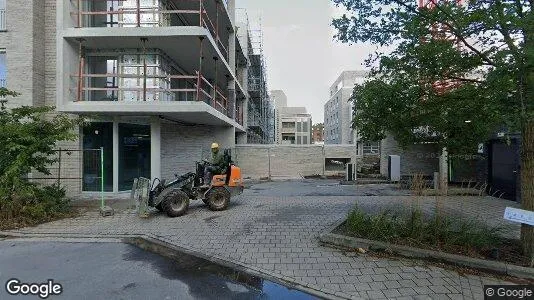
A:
[{"left": 236, "top": 10, "right": 274, "bottom": 144}]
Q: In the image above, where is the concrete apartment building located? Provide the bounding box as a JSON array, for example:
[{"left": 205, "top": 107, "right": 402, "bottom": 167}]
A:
[
  {"left": 324, "top": 70, "right": 380, "bottom": 155},
  {"left": 0, "top": 0, "right": 253, "bottom": 194},
  {"left": 324, "top": 71, "right": 365, "bottom": 145},
  {"left": 271, "top": 90, "right": 312, "bottom": 145}
]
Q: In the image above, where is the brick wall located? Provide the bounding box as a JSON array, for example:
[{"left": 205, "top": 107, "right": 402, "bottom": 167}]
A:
[
  {"left": 234, "top": 145, "right": 359, "bottom": 179},
  {"left": 380, "top": 135, "right": 439, "bottom": 177}
]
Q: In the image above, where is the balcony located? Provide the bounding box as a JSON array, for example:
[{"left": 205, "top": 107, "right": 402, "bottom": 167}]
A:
[
  {"left": 62, "top": 48, "right": 245, "bottom": 128},
  {"left": 70, "top": 0, "right": 231, "bottom": 60}
]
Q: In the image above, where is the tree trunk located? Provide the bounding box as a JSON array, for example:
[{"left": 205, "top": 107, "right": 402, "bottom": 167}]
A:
[{"left": 521, "top": 120, "right": 534, "bottom": 265}]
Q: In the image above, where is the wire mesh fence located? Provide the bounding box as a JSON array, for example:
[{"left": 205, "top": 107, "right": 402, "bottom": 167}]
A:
[{"left": 29, "top": 148, "right": 104, "bottom": 199}]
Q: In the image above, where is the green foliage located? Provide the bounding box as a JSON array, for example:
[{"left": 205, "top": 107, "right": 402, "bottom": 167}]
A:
[
  {"left": 346, "top": 205, "right": 503, "bottom": 253},
  {"left": 0, "top": 89, "right": 81, "bottom": 229},
  {"left": 331, "top": 0, "right": 533, "bottom": 154}
]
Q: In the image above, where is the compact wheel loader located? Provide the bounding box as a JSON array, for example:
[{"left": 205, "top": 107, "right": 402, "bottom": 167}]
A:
[{"left": 132, "top": 149, "right": 244, "bottom": 217}]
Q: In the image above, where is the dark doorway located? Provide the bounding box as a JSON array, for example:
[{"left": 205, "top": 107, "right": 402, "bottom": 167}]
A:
[
  {"left": 83, "top": 122, "right": 114, "bottom": 192},
  {"left": 488, "top": 138, "right": 521, "bottom": 201},
  {"left": 119, "top": 123, "right": 151, "bottom": 191}
]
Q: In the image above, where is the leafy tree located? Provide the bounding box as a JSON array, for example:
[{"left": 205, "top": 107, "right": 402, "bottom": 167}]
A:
[
  {"left": 0, "top": 88, "right": 80, "bottom": 226},
  {"left": 331, "top": 0, "right": 534, "bottom": 258}
]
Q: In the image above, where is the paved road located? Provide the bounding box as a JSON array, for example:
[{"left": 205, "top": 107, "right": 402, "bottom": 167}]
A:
[
  {"left": 1, "top": 179, "right": 521, "bottom": 299},
  {"left": 0, "top": 241, "right": 316, "bottom": 300}
]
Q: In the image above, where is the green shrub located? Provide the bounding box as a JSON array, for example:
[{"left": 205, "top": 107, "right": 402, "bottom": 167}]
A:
[
  {"left": 345, "top": 205, "right": 504, "bottom": 254},
  {"left": 0, "top": 88, "right": 80, "bottom": 229}
]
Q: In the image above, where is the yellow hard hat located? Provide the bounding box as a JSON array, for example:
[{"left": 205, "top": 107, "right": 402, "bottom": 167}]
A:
[{"left": 211, "top": 142, "right": 219, "bottom": 149}]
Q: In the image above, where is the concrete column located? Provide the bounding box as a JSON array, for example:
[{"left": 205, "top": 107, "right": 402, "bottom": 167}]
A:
[
  {"left": 227, "top": 0, "right": 235, "bottom": 24},
  {"left": 112, "top": 119, "right": 119, "bottom": 193},
  {"left": 150, "top": 116, "right": 161, "bottom": 181},
  {"left": 439, "top": 148, "right": 448, "bottom": 194},
  {"left": 227, "top": 0, "right": 237, "bottom": 121}
]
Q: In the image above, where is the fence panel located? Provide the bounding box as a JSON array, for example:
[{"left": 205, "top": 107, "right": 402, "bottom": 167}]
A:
[{"left": 29, "top": 148, "right": 103, "bottom": 197}]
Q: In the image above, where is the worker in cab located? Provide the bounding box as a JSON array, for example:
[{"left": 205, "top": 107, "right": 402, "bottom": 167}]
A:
[{"left": 203, "top": 142, "right": 227, "bottom": 186}]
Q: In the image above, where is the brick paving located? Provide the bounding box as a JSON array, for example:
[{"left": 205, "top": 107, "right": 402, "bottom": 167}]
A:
[{"left": 0, "top": 180, "right": 523, "bottom": 299}]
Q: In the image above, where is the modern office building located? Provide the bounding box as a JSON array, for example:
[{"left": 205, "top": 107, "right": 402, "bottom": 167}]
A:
[{"left": 0, "top": 0, "right": 252, "bottom": 194}]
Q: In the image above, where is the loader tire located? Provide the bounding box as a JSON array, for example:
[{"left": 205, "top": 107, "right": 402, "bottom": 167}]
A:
[
  {"left": 162, "top": 189, "right": 190, "bottom": 217},
  {"left": 155, "top": 202, "right": 164, "bottom": 212},
  {"left": 205, "top": 187, "right": 230, "bottom": 211}
]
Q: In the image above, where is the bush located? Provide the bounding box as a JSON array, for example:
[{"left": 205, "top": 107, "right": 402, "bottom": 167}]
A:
[
  {"left": 0, "top": 184, "right": 73, "bottom": 229},
  {"left": 345, "top": 205, "right": 503, "bottom": 255},
  {"left": 0, "top": 88, "right": 80, "bottom": 229}
]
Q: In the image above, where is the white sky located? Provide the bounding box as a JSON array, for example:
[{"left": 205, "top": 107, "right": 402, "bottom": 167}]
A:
[{"left": 235, "top": 0, "right": 376, "bottom": 123}]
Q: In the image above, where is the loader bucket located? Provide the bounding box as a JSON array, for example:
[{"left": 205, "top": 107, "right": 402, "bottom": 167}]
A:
[{"left": 131, "top": 177, "right": 151, "bottom": 217}]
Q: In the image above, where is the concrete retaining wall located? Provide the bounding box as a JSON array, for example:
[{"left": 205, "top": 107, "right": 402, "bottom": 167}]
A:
[
  {"left": 380, "top": 135, "right": 439, "bottom": 177},
  {"left": 234, "top": 145, "right": 359, "bottom": 179}
]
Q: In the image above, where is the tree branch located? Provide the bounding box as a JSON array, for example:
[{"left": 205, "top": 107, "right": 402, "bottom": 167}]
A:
[
  {"left": 391, "top": 0, "right": 497, "bottom": 66},
  {"left": 515, "top": 0, "right": 524, "bottom": 18},
  {"left": 495, "top": 0, "right": 522, "bottom": 60},
  {"left": 447, "top": 76, "right": 485, "bottom": 84}
]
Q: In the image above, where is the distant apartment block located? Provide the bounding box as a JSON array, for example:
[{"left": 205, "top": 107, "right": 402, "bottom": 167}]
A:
[
  {"left": 324, "top": 71, "right": 379, "bottom": 154},
  {"left": 272, "top": 90, "right": 312, "bottom": 145}
]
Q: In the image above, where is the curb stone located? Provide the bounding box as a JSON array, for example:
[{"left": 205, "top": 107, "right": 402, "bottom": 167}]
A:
[
  {"left": 0, "top": 232, "right": 351, "bottom": 300},
  {"left": 318, "top": 229, "right": 534, "bottom": 280}
]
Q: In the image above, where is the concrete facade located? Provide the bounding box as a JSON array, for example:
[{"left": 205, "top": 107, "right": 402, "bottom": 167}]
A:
[
  {"left": 1, "top": 0, "right": 253, "bottom": 195},
  {"left": 272, "top": 90, "right": 312, "bottom": 145},
  {"left": 380, "top": 134, "right": 440, "bottom": 177},
  {"left": 324, "top": 71, "right": 367, "bottom": 146}
]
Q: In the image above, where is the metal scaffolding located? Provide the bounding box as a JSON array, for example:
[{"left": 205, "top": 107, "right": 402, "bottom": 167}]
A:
[{"left": 238, "top": 10, "right": 274, "bottom": 144}]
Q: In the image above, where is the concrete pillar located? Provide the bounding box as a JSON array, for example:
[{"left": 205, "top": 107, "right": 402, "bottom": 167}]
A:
[
  {"left": 227, "top": 0, "right": 235, "bottom": 24},
  {"left": 151, "top": 116, "right": 161, "bottom": 181},
  {"left": 112, "top": 118, "right": 119, "bottom": 193},
  {"left": 227, "top": 3, "right": 237, "bottom": 121},
  {"left": 439, "top": 148, "right": 448, "bottom": 194}
]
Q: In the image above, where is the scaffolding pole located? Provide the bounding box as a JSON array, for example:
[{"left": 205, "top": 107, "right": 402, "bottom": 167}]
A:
[{"left": 196, "top": 37, "right": 205, "bottom": 101}]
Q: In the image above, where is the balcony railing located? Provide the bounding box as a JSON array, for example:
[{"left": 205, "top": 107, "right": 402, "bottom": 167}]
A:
[
  {"left": 0, "top": 8, "right": 5, "bottom": 31},
  {"left": 72, "top": 0, "right": 229, "bottom": 60},
  {"left": 70, "top": 71, "right": 232, "bottom": 118}
]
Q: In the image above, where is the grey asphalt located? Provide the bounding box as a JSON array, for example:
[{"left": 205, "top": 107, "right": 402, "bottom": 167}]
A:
[{"left": 0, "top": 241, "right": 317, "bottom": 300}]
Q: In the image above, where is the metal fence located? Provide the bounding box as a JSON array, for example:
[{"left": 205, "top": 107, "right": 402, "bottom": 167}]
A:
[{"left": 29, "top": 148, "right": 103, "bottom": 200}]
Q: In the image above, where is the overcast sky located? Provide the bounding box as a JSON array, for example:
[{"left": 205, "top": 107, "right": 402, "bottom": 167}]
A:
[{"left": 235, "top": 0, "right": 376, "bottom": 123}]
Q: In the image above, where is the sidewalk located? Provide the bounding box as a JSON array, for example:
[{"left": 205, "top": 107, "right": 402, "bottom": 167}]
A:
[{"left": 1, "top": 181, "right": 522, "bottom": 299}]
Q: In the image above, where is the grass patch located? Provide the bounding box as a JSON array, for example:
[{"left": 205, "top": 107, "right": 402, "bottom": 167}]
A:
[{"left": 343, "top": 205, "right": 528, "bottom": 266}]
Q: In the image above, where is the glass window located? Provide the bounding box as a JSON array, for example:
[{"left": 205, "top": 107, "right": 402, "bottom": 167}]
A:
[
  {"left": 83, "top": 122, "right": 114, "bottom": 192},
  {"left": 0, "top": 49, "right": 5, "bottom": 87},
  {"left": 119, "top": 123, "right": 151, "bottom": 191},
  {"left": 303, "top": 136, "right": 308, "bottom": 144},
  {"left": 302, "top": 122, "right": 308, "bottom": 133}
]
